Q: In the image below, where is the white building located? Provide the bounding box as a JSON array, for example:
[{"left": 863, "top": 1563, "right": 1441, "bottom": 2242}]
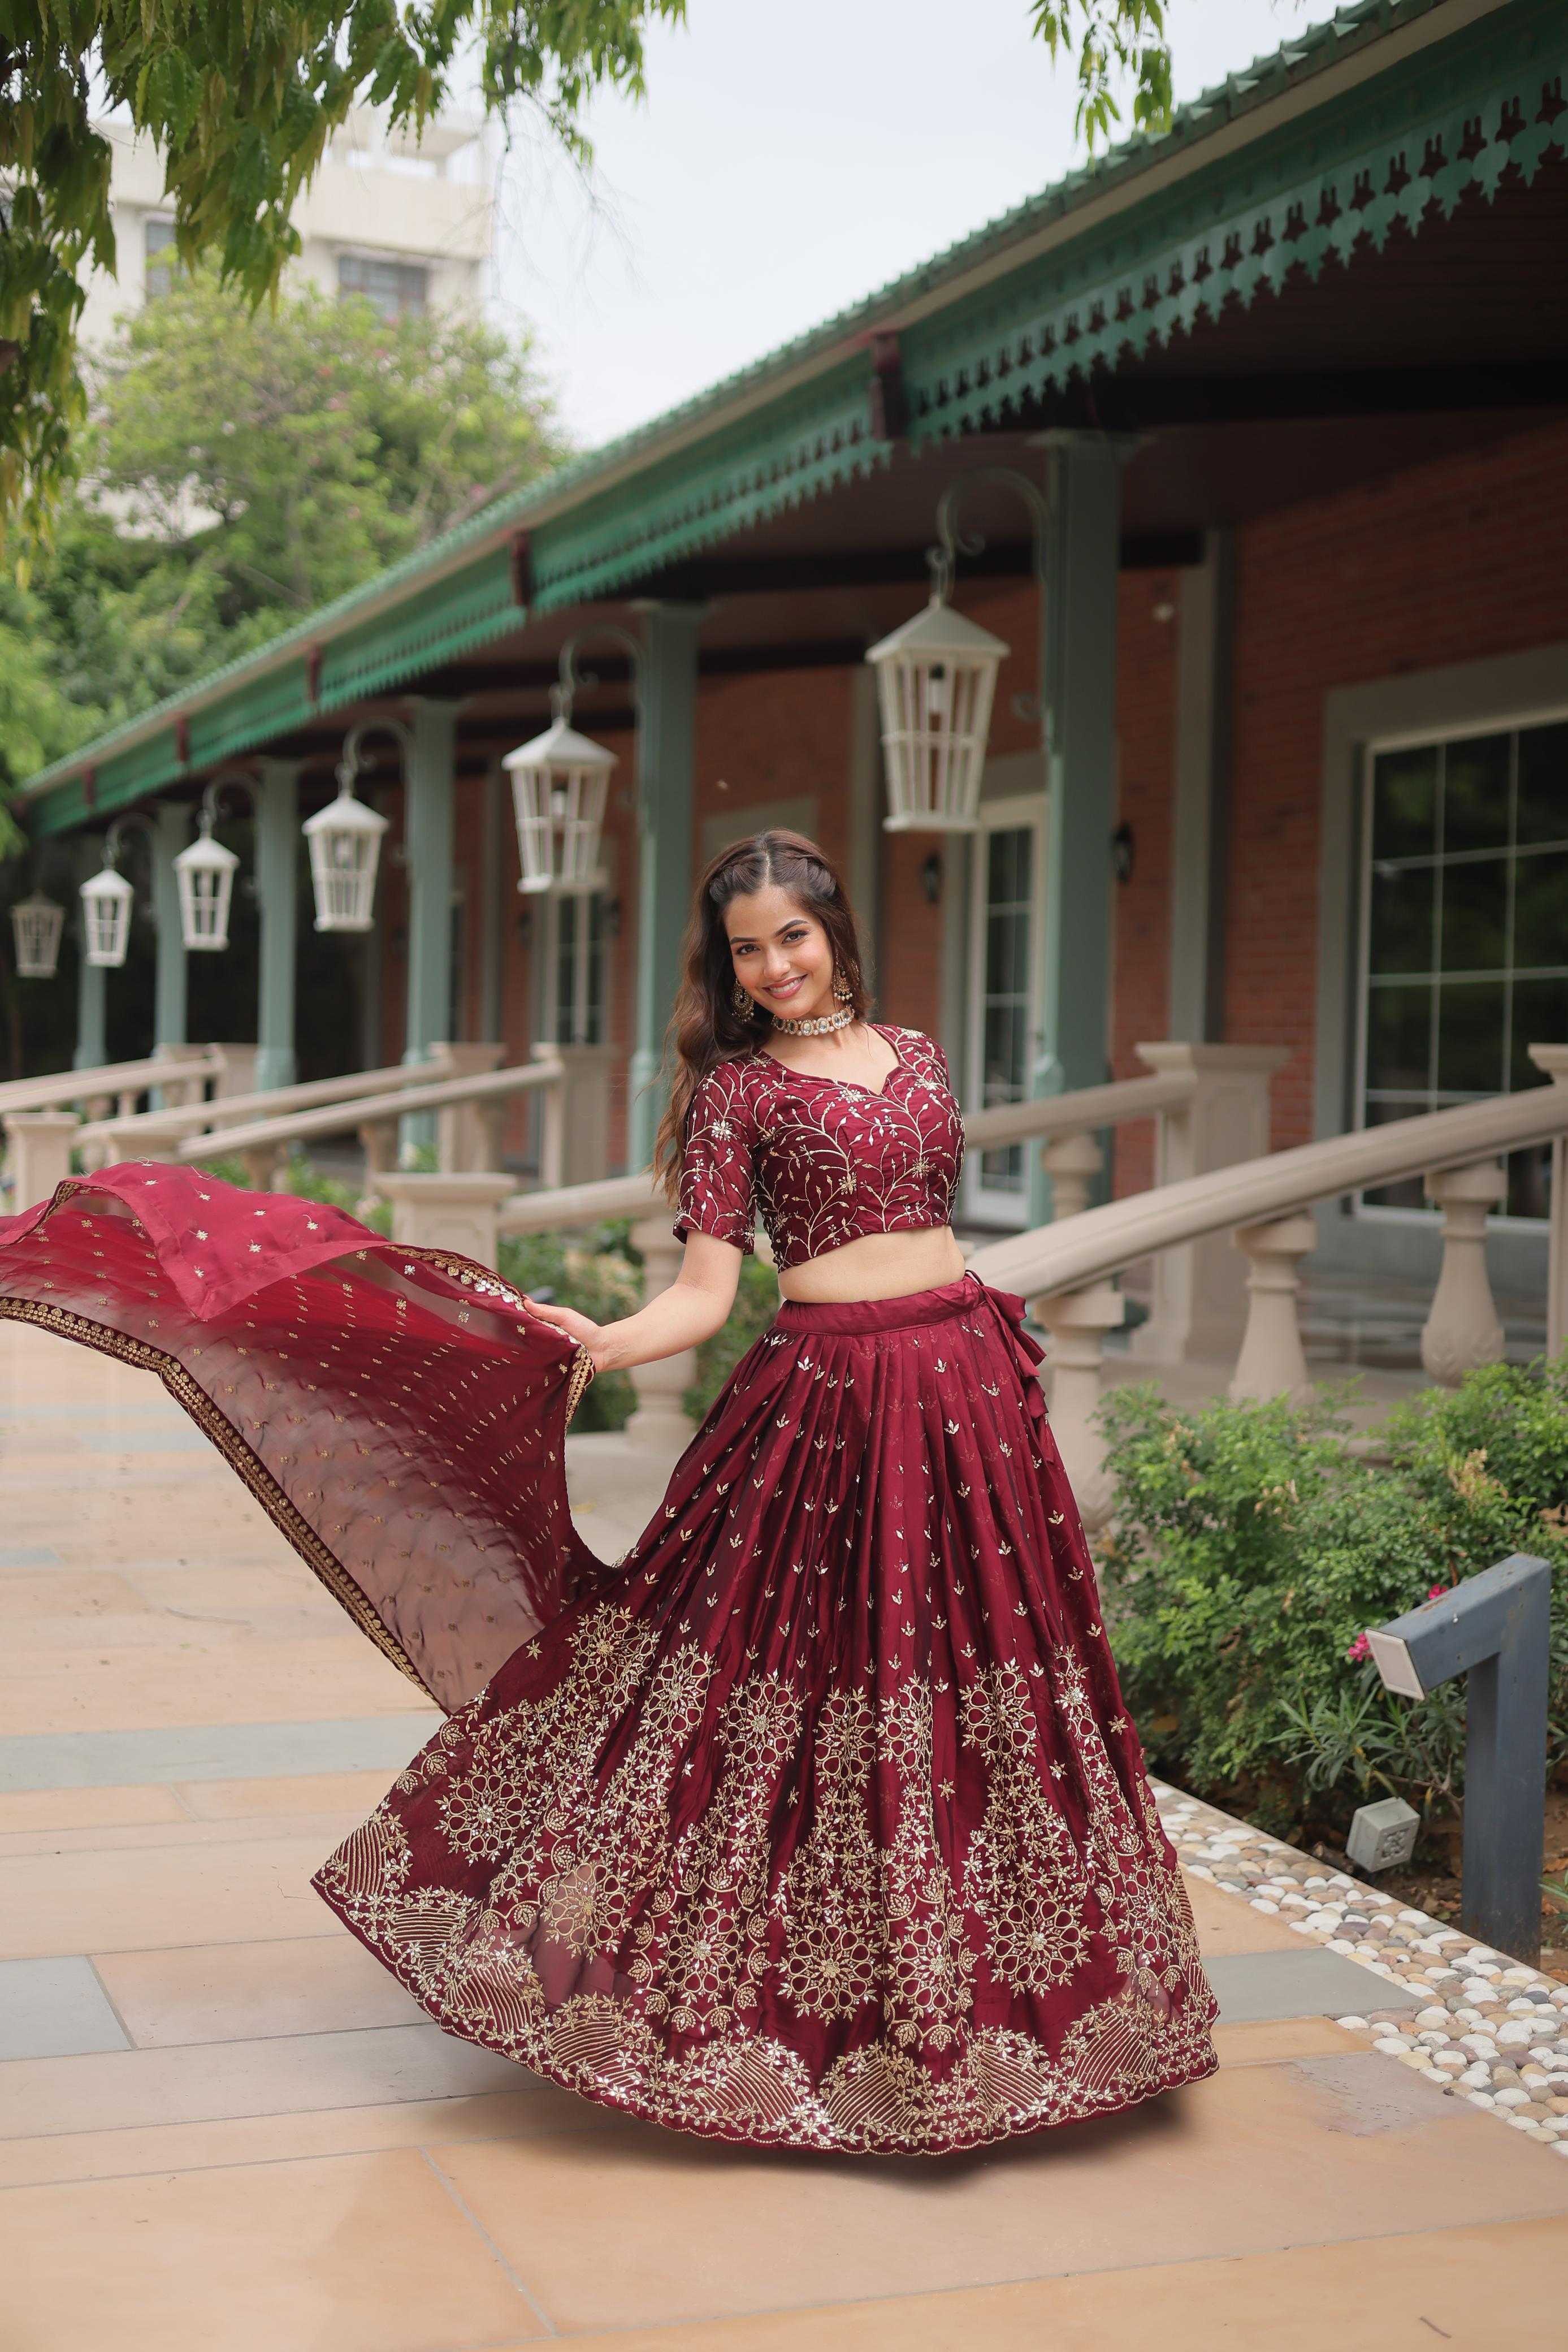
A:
[{"left": 79, "top": 105, "right": 496, "bottom": 346}]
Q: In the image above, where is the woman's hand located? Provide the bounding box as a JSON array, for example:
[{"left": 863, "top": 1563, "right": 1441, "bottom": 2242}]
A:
[{"left": 524, "top": 1298, "right": 626, "bottom": 1373}]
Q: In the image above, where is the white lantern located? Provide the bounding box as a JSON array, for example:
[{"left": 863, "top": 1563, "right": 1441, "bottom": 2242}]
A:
[
  {"left": 173, "top": 821, "right": 241, "bottom": 950},
  {"left": 10, "top": 890, "right": 64, "bottom": 978},
  {"left": 80, "top": 862, "right": 136, "bottom": 968},
  {"left": 302, "top": 781, "right": 389, "bottom": 932},
  {"left": 866, "top": 595, "right": 1010, "bottom": 832},
  {"left": 504, "top": 718, "right": 615, "bottom": 895}
]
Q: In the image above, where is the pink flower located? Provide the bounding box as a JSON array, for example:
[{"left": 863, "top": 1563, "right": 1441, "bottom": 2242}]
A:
[
  {"left": 1428, "top": 1583, "right": 1452, "bottom": 1601},
  {"left": 1346, "top": 1632, "right": 1371, "bottom": 1664}
]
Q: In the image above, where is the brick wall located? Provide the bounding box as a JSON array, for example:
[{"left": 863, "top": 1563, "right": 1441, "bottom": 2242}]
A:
[{"left": 1227, "top": 417, "right": 1568, "bottom": 1149}]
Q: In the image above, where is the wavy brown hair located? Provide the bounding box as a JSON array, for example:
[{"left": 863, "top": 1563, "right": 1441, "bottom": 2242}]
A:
[{"left": 653, "top": 829, "right": 870, "bottom": 1199}]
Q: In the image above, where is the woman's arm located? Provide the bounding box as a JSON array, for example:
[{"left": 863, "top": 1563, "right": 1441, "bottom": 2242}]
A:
[{"left": 525, "top": 1231, "right": 744, "bottom": 1373}]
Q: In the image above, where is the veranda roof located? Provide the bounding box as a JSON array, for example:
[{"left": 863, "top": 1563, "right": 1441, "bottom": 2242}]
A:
[{"left": 22, "top": 0, "right": 1568, "bottom": 835}]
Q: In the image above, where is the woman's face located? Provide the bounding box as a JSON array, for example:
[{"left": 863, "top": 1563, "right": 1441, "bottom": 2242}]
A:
[{"left": 724, "top": 885, "right": 837, "bottom": 1024}]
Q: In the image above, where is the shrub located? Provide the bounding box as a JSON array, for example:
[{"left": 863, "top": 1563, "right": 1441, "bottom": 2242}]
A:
[
  {"left": 1097, "top": 1358, "right": 1568, "bottom": 1840},
  {"left": 497, "top": 1220, "right": 642, "bottom": 1433}
]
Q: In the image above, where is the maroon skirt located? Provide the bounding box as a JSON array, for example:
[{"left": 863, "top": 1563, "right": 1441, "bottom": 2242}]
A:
[
  {"left": 315, "top": 1271, "right": 1218, "bottom": 2153},
  {"left": 0, "top": 1171, "right": 1216, "bottom": 2154}
]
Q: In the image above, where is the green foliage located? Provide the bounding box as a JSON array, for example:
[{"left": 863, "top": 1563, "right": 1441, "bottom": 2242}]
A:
[
  {"left": 1098, "top": 1360, "right": 1568, "bottom": 1837},
  {"left": 497, "top": 1221, "right": 642, "bottom": 1433},
  {"left": 23, "top": 275, "right": 563, "bottom": 742},
  {"left": 685, "top": 1252, "right": 778, "bottom": 1424},
  {"left": 1030, "top": 1, "right": 1173, "bottom": 145},
  {"left": 0, "top": 0, "right": 685, "bottom": 563}
]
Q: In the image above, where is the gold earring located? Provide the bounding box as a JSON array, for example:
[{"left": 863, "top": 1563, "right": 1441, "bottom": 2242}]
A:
[
  {"left": 733, "top": 982, "right": 753, "bottom": 1019},
  {"left": 833, "top": 969, "right": 854, "bottom": 1002}
]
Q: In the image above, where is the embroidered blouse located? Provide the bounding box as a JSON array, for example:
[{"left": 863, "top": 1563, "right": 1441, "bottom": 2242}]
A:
[{"left": 674, "top": 1024, "right": 964, "bottom": 1272}]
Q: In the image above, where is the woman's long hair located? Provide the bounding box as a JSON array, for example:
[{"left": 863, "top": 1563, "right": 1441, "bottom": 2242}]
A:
[{"left": 653, "top": 829, "right": 870, "bottom": 1199}]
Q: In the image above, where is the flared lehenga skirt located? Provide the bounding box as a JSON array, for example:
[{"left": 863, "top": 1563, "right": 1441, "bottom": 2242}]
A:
[{"left": 0, "top": 1167, "right": 1216, "bottom": 2155}]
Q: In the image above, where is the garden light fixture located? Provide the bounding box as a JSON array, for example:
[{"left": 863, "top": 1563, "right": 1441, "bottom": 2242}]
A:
[{"left": 10, "top": 889, "right": 64, "bottom": 979}]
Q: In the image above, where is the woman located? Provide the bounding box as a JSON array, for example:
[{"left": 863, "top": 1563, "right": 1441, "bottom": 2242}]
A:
[{"left": 0, "top": 829, "right": 1215, "bottom": 2154}]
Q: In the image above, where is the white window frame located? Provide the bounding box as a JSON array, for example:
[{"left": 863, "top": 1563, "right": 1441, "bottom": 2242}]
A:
[
  {"left": 964, "top": 792, "right": 1048, "bottom": 1229},
  {"left": 541, "top": 888, "right": 608, "bottom": 1049},
  {"left": 1353, "top": 697, "right": 1568, "bottom": 1229}
]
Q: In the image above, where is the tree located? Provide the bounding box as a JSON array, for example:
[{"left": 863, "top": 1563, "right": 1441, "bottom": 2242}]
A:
[
  {"left": 0, "top": 0, "right": 687, "bottom": 565},
  {"left": 29, "top": 273, "right": 563, "bottom": 736},
  {"left": 1031, "top": 2, "right": 1173, "bottom": 148}
]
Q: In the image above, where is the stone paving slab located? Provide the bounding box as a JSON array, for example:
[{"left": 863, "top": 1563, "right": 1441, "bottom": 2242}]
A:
[
  {"left": 1203, "top": 1947, "right": 1424, "bottom": 2024},
  {"left": 0, "top": 1713, "right": 441, "bottom": 1791},
  {"left": 0, "top": 1958, "right": 130, "bottom": 2061}
]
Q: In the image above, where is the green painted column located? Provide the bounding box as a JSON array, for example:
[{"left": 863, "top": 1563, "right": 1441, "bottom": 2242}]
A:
[
  {"left": 404, "top": 702, "right": 460, "bottom": 1068},
  {"left": 254, "top": 759, "right": 300, "bottom": 1091},
  {"left": 628, "top": 604, "right": 705, "bottom": 1170},
  {"left": 73, "top": 840, "right": 107, "bottom": 1071},
  {"left": 151, "top": 803, "right": 189, "bottom": 1053},
  {"left": 1037, "top": 434, "right": 1130, "bottom": 1102}
]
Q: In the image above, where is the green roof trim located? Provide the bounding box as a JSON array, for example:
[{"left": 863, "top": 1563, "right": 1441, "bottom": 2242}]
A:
[
  {"left": 23, "top": 0, "right": 1557, "bottom": 837},
  {"left": 903, "top": 0, "right": 1568, "bottom": 438}
]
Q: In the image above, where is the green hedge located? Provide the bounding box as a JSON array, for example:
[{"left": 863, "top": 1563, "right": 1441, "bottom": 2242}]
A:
[{"left": 1097, "top": 1356, "right": 1568, "bottom": 1840}]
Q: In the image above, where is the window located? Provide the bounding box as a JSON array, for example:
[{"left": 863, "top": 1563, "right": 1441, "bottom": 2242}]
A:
[
  {"left": 1359, "top": 717, "right": 1568, "bottom": 1215},
  {"left": 145, "top": 218, "right": 177, "bottom": 300},
  {"left": 965, "top": 799, "right": 1046, "bottom": 1223},
  {"left": 337, "top": 252, "right": 429, "bottom": 320},
  {"left": 550, "top": 891, "right": 606, "bottom": 1048}
]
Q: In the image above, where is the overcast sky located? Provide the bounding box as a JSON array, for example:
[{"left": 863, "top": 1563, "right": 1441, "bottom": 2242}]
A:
[{"left": 488, "top": 0, "right": 1319, "bottom": 451}]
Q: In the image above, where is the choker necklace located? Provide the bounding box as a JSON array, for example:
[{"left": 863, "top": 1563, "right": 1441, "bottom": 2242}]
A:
[{"left": 772, "top": 1005, "right": 855, "bottom": 1037}]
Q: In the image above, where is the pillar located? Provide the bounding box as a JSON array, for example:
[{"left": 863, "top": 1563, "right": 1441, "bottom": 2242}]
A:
[
  {"left": 1037, "top": 434, "right": 1131, "bottom": 1102},
  {"left": 151, "top": 803, "right": 188, "bottom": 1053},
  {"left": 402, "top": 703, "right": 460, "bottom": 1151},
  {"left": 628, "top": 605, "right": 705, "bottom": 1170},
  {"left": 254, "top": 759, "right": 300, "bottom": 1091},
  {"left": 73, "top": 839, "right": 107, "bottom": 1073},
  {"left": 1167, "top": 529, "right": 1236, "bottom": 1043}
]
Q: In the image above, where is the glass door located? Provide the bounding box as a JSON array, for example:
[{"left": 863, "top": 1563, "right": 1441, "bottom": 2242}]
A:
[
  {"left": 965, "top": 797, "right": 1046, "bottom": 1226},
  {"left": 543, "top": 889, "right": 607, "bottom": 1047}
]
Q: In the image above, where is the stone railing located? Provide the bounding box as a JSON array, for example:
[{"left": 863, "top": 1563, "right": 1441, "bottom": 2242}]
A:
[
  {"left": 70, "top": 1045, "right": 477, "bottom": 1177},
  {"left": 963, "top": 1043, "right": 1287, "bottom": 1367},
  {"left": 2, "top": 1045, "right": 229, "bottom": 1210},
  {"left": 967, "top": 1045, "right": 1568, "bottom": 1530}
]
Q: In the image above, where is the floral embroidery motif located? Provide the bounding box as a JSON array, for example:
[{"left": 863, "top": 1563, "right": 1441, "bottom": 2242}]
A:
[{"left": 675, "top": 1026, "right": 964, "bottom": 1270}]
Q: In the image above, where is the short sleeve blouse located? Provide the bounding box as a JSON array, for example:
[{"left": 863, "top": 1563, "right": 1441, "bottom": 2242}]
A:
[{"left": 674, "top": 1025, "right": 964, "bottom": 1272}]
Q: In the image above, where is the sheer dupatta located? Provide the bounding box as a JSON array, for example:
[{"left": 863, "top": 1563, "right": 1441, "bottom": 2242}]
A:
[{"left": 0, "top": 1165, "right": 596, "bottom": 1713}]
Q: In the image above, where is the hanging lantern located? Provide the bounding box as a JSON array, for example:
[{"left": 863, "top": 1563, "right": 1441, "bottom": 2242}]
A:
[
  {"left": 10, "top": 890, "right": 64, "bottom": 979},
  {"left": 80, "top": 861, "right": 136, "bottom": 968},
  {"left": 504, "top": 717, "right": 615, "bottom": 894},
  {"left": 302, "top": 779, "right": 389, "bottom": 932},
  {"left": 173, "top": 816, "right": 241, "bottom": 950},
  {"left": 866, "top": 595, "right": 1010, "bottom": 832}
]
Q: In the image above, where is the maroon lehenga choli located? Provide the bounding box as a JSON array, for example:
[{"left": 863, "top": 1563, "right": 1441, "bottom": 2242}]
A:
[{"left": 0, "top": 1023, "right": 1215, "bottom": 2152}]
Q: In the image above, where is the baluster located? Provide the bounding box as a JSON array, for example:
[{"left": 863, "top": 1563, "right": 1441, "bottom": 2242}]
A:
[
  {"left": 1030, "top": 1282, "right": 1125, "bottom": 1532},
  {"left": 1421, "top": 1160, "right": 1506, "bottom": 1386},
  {"left": 1032, "top": 1131, "right": 1122, "bottom": 1530},
  {"left": 625, "top": 1220, "right": 698, "bottom": 1449},
  {"left": 1229, "top": 1211, "right": 1318, "bottom": 1404},
  {"left": 242, "top": 1143, "right": 288, "bottom": 1192},
  {"left": 1041, "top": 1130, "right": 1102, "bottom": 1221}
]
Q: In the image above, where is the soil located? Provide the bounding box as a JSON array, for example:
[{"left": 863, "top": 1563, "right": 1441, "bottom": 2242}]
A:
[{"left": 1307, "top": 1784, "right": 1568, "bottom": 1984}]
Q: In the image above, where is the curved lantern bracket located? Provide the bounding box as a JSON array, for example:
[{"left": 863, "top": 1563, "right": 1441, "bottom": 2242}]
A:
[
  {"left": 555, "top": 623, "right": 644, "bottom": 727},
  {"left": 302, "top": 723, "right": 400, "bottom": 934}
]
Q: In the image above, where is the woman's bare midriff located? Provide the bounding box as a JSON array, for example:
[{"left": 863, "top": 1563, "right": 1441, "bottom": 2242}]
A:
[{"left": 776, "top": 1225, "right": 967, "bottom": 1304}]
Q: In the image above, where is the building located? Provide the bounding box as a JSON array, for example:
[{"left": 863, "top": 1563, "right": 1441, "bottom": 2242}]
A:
[
  {"left": 76, "top": 105, "right": 495, "bottom": 347},
  {"left": 16, "top": 0, "right": 1568, "bottom": 1309}
]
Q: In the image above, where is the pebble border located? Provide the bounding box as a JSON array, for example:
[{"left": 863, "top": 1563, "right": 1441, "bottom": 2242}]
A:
[{"left": 1153, "top": 1781, "right": 1568, "bottom": 2155}]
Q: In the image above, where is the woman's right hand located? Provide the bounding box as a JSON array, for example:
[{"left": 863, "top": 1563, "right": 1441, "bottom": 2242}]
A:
[{"left": 524, "top": 1296, "right": 625, "bottom": 1373}]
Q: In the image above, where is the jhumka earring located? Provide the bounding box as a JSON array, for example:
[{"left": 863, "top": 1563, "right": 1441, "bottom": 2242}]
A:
[
  {"left": 832, "top": 969, "right": 855, "bottom": 1002},
  {"left": 733, "top": 982, "right": 754, "bottom": 1019}
]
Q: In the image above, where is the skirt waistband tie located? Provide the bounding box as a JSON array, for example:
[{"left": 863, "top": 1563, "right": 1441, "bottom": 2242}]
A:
[{"left": 774, "top": 1272, "right": 1044, "bottom": 1373}]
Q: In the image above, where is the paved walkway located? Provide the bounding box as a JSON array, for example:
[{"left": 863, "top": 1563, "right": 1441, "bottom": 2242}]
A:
[{"left": 3, "top": 1320, "right": 1567, "bottom": 2350}]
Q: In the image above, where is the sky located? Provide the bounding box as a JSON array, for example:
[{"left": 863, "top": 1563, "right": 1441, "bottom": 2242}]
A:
[{"left": 487, "top": 0, "right": 1325, "bottom": 452}]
